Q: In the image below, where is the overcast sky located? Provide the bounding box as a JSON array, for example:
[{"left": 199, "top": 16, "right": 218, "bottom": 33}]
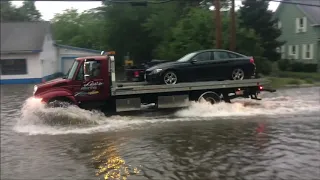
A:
[{"left": 11, "top": 1, "right": 280, "bottom": 21}]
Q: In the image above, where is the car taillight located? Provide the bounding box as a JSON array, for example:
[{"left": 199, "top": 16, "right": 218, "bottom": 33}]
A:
[
  {"left": 134, "top": 71, "right": 139, "bottom": 77},
  {"left": 250, "top": 58, "right": 254, "bottom": 64}
]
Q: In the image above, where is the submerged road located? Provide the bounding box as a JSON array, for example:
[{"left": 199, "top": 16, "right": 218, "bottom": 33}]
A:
[{"left": 1, "top": 84, "right": 320, "bottom": 180}]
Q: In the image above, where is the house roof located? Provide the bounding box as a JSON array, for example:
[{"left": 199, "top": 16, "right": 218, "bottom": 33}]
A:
[
  {"left": 54, "top": 44, "right": 102, "bottom": 54},
  {"left": 275, "top": 0, "right": 320, "bottom": 25},
  {"left": 296, "top": 0, "right": 320, "bottom": 25},
  {"left": 0, "top": 21, "right": 51, "bottom": 53}
]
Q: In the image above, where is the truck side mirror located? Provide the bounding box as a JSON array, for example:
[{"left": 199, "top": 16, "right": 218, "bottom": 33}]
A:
[
  {"left": 84, "top": 62, "right": 91, "bottom": 81},
  {"left": 84, "top": 74, "right": 90, "bottom": 81}
]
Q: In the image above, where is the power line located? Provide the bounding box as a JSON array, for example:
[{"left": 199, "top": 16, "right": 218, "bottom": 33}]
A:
[
  {"left": 105, "top": 0, "right": 174, "bottom": 4},
  {"left": 105, "top": 0, "right": 320, "bottom": 7}
]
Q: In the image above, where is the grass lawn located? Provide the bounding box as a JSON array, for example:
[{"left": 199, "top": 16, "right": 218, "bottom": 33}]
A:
[{"left": 265, "top": 71, "right": 320, "bottom": 89}]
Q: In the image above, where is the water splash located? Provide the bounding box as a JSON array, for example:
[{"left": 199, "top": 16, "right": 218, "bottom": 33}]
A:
[{"left": 13, "top": 87, "right": 320, "bottom": 135}]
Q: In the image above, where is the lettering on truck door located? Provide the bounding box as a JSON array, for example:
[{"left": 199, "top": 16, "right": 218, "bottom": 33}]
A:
[{"left": 74, "top": 60, "right": 108, "bottom": 102}]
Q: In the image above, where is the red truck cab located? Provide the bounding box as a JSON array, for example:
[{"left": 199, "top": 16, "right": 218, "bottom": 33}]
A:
[{"left": 33, "top": 51, "right": 115, "bottom": 109}]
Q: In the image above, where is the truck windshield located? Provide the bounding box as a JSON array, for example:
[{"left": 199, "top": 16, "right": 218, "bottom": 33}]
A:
[{"left": 66, "top": 60, "right": 79, "bottom": 80}]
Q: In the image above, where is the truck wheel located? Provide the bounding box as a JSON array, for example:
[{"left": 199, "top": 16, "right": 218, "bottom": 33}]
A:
[
  {"left": 198, "top": 91, "right": 221, "bottom": 105},
  {"left": 231, "top": 68, "right": 245, "bottom": 80},
  {"left": 47, "top": 98, "right": 73, "bottom": 108},
  {"left": 163, "top": 71, "right": 178, "bottom": 85}
]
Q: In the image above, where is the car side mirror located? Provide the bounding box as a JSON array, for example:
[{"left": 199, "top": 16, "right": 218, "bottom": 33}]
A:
[{"left": 191, "top": 59, "right": 197, "bottom": 63}]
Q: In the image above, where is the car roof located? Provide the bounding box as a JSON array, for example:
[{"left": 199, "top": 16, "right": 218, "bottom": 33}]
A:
[
  {"left": 194, "top": 49, "right": 234, "bottom": 53},
  {"left": 193, "top": 49, "right": 247, "bottom": 56}
]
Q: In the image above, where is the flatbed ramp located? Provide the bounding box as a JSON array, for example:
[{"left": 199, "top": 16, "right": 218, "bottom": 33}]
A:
[{"left": 111, "top": 78, "right": 270, "bottom": 96}]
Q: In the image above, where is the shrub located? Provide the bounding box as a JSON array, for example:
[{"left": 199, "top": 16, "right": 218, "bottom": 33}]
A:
[
  {"left": 277, "top": 59, "right": 317, "bottom": 73},
  {"left": 277, "top": 59, "right": 291, "bottom": 71},
  {"left": 254, "top": 56, "right": 272, "bottom": 75},
  {"left": 290, "top": 62, "right": 305, "bottom": 72},
  {"left": 301, "top": 63, "right": 318, "bottom": 72}
]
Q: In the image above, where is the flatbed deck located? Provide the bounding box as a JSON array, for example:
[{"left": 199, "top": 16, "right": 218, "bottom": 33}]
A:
[{"left": 111, "top": 78, "right": 270, "bottom": 96}]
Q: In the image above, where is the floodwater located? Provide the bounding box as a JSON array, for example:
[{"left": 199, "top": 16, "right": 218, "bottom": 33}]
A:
[{"left": 1, "top": 84, "right": 320, "bottom": 180}]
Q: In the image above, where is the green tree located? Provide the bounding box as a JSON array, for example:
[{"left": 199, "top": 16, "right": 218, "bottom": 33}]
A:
[
  {"left": 238, "top": 0, "right": 284, "bottom": 61},
  {"left": 153, "top": 8, "right": 264, "bottom": 60},
  {"left": 51, "top": 9, "right": 106, "bottom": 50},
  {"left": 1, "top": 1, "right": 24, "bottom": 22},
  {"left": 19, "top": 0, "right": 42, "bottom": 21},
  {"left": 99, "top": 3, "right": 155, "bottom": 65},
  {"left": 154, "top": 7, "right": 214, "bottom": 60},
  {"left": 0, "top": 1, "right": 41, "bottom": 22}
]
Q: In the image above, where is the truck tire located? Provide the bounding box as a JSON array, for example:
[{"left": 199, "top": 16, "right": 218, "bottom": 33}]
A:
[
  {"left": 47, "top": 98, "right": 73, "bottom": 108},
  {"left": 198, "top": 91, "right": 221, "bottom": 104}
]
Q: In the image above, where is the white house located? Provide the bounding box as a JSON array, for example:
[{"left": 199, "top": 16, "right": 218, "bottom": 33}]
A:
[{"left": 0, "top": 21, "right": 102, "bottom": 84}]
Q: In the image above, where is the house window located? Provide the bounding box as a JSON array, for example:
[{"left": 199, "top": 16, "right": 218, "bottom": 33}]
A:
[
  {"left": 0, "top": 59, "right": 27, "bottom": 75},
  {"left": 289, "top": 45, "right": 299, "bottom": 59},
  {"left": 299, "top": 18, "right": 303, "bottom": 27},
  {"left": 296, "top": 17, "right": 307, "bottom": 33},
  {"left": 306, "top": 45, "right": 310, "bottom": 58},
  {"left": 303, "top": 44, "right": 313, "bottom": 59},
  {"left": 291, "top": 45, "right": 296, "bottom": 54}
]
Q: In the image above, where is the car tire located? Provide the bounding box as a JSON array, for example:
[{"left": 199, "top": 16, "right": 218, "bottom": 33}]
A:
[
  {"left": 231, "top": 68, "right": 245, "bottom": 80},
  {"left": 162, "top": 70, "right": 178, "bottom": 85}
]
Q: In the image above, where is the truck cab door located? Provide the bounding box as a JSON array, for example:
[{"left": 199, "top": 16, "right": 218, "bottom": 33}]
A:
[{"left": 74, "top": 59, "right": 109, "bottom": 104}]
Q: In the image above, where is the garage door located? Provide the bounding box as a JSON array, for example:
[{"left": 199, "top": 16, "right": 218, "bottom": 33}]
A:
[{"left": 62, "top": 57, "right": 76, "bottom": 75}]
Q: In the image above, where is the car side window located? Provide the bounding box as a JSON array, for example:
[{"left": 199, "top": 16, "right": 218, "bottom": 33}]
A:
[
  {"left": 214, "top": 51, "right": 230, "bottom": 60},
  {"left": 193, "top": 52, "right": 211, "bottom": 61},
  {"left": 228, "top": 52, "right": 242, "bottom": 58}
]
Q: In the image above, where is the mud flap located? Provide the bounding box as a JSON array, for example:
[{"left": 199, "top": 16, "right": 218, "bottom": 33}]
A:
[
  {"left": 250, "top": 92, "right": 262, "bottom": 100},
  {"left": 157, "top": 95, "right": 189, "bottom": 109},
  {"left": 116, "top": 97, "right": 141, "bottom": 112}
]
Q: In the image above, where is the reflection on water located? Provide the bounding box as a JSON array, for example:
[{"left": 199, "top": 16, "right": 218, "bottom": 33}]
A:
[{"left": 92, "top": 138, "right": 141, "bottom": 180}]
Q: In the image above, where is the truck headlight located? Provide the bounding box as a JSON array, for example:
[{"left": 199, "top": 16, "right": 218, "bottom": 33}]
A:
[
  {"left": 151, "top": 68, "right": 162, "bottom": 74},
  {"left": 33, "top": 85, "right": 38, "bottom": 95}
]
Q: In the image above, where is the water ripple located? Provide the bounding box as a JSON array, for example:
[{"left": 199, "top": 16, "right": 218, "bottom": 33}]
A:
[{"left": 1, "top": 85, "right": 320, "bottom": 180}]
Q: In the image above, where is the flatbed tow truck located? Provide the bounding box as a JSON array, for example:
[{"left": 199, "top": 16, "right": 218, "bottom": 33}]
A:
[{"left": 32, "top": 51, "right": 276, "bottom": 113}]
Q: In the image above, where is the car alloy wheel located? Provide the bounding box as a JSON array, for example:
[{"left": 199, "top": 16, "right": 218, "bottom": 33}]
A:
[
  {"left": 163, "top": 71, "right": 178, "bottom": 85},
  {"left": 232, "top": 68, "right": 245, "bottom": 80}
]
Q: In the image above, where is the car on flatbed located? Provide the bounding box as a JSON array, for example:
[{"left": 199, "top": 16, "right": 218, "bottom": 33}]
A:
[
  {"left": 145, "top": 49, "right": 256, "bottom": 85},
  {"left": 32, "top": 51, "right": 275, "bottom": 114},
  {"left": 125, "top": 59, "right": 170, "bottom": 82}
]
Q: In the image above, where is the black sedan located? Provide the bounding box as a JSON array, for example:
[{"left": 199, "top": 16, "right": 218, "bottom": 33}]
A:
[{"left": 144, "top": 49, "right": 256, "bottom": 85}]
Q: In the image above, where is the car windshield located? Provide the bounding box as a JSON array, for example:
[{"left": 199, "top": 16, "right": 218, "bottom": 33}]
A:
[
  {"left": 176, "top": 52, "right": 197, "bottom": 62},
  {"left": 65, "top": 60, "right": 79, "bottom": 80}
]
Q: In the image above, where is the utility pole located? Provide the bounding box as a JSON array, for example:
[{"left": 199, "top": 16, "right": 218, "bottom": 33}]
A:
[
  {"left": 214, "top": 0, "right": 222, "bottom": 48},
  {"left": 229, "top": 0, "right": 236, "bottom": 51}
]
